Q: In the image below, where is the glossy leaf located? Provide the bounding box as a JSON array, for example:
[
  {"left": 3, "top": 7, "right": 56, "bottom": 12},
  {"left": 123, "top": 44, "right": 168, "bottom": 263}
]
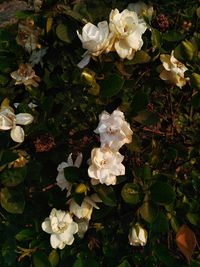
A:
[
  {"left": 0, "top": 166, "right": 27, "bottom": 187},
  {"left": 94, "top": 184, "right": 117, "bottom": 207},
  {"left": 0, "top": 187, "right": 25, "bottom": 214},
  {"left": 32, "top": 251, "right": 52, "bottom": 267},
  {"left": 100, "top": 74, "right": 124, "bottom": 97},
  {"left": 150, "top": 182, "right": 175, "bottom": 205}
]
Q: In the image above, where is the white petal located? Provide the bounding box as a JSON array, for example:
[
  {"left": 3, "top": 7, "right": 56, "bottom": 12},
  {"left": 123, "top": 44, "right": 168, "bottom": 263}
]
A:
[
  {"left": 57, "top": 162, "right": 69, "bottom": 171},
  {"left": 67, "top": 153, "right": 74, "bottom": 166},
  {"left": 74, "top": 153, "right": 83, "bottom": 168},
  {"left": 41, "top": 218, "right": 52, "bottom": 234},
  {"left": 56, "top": 173, "right": 69, "bottom": 191},
  {"left": 16, "top": 113, "right": 34, "bottom": 125},
  {"left": 10, "top": 126, "right": 24, "bottom": 143},
  {"left": 77, "top": 54, "right": 91, "bottom": 68},
  {"left": 115, "top": 40, "right": 132, "bottom": 59},
  {"left": 50, "top": 234, "right": 62, "bottom": 249}
]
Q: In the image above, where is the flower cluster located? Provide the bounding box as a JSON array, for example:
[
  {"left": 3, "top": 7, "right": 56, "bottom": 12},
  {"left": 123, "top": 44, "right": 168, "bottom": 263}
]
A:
[
  {"left": 42, "top": 153, "right": 101, "bottom": 249},
  {"left": 77, "top": 2, "right": 151, "bottom": 68},
  {"left": 42, "top": 109, "right": 133, "bottom": 248},
  {"left": 88, "top": 109, "right": 133, "bottom": 186}
]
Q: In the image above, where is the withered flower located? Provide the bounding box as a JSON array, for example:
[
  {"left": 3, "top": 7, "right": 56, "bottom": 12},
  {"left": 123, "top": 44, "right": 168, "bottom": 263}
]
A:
[
  {"left": 34, "top": 134, "right": 55, "bottom": 152},
  {"left": 16, "top": 18, "right": 41, "bottom": 53},
  {"left": 9, "top": 150, "right": 29, "bottom": 168},
  {"left": 11, "top": 63, "right": 41, "bottom": 87}
]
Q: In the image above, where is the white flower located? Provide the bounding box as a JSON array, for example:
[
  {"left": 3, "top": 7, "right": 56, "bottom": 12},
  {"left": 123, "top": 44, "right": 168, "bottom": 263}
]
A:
[
  {"left": 41, "top": 208, "right": 78, "bottom": 249},
  {"left": 77, "top": 21, "right": 112, "bottom": 68},
  {"left": 94, "top": 109, "right": 133, "bottom": 151},
  {"left": 129, "top": 223, "right": 148, "bottom": 246},
  {"left": 159, "top": 51, "right": 189, "bottom": 88},
  {"left": 69, "top": 194, "right": 101, "bottom": 221},
  {"left": 109, "top": 8, "right": 147, "bottom": 60},
  {"left": 56, "top": 153, "right": 83, "bottom": 197},
  {"left": 0, "top": 105, "right": 34, "bottom": 143},
  {"left": 127, "top": 2, "right": 153, "bottom": 20},
  {"left": 88, "top": 147, "right": 125, "bottom": 186}
]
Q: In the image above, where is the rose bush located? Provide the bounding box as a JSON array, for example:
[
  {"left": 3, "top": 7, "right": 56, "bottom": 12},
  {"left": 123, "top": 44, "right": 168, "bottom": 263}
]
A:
[{"left": 0, "top": 0, "right": 200, "bottom": 266}]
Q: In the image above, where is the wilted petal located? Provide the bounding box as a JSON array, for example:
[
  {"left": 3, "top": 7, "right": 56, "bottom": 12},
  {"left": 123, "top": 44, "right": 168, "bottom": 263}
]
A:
[
  {"left": 16, "top": 113, "right": 34, "bottom": 125},
  {"left": 10, "top": 126, "right": 24, "bottom": 143}
]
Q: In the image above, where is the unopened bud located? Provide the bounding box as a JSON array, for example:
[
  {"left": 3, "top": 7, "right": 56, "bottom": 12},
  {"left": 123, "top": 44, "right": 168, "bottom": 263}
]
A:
[{"left": 75, "top": 183, "right": 88, "bottom": 194}]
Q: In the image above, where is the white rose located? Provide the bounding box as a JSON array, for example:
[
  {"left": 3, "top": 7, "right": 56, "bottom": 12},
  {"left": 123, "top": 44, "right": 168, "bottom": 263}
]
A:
[
  {"left": 94, "top": 109, "right": 133, "bottom": 151},
  {"left": 159, "top": 51, "right": 189, "bottom": 88},
  {"left": 109, "top": 9, "right": 147, "bottom": 60},
  {"left": 56, "top": 153, "right": 83, "bottom": 197},
  {"left": 129, "top": 223, "right": 148, "bottom": 246},
  {"left": 88, "top": 147, "right": 125, "bottom": 186},
  {"left": 69, "top": 193, "right": 101, "bottom": 221},
  {"left": 77, "top": 21, "right": 112, "bottom": 68},
  {"left": 41, "top": 208, "right": 78, "bottom": 249},
  {"left": 0, "top": 105, "right": 33, "bottom": 143}
]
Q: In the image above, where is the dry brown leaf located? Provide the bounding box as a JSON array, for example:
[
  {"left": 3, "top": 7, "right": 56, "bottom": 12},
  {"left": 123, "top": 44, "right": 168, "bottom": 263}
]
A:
[{"left": 176, "top": 224, "right": 197, "bottom": 263}]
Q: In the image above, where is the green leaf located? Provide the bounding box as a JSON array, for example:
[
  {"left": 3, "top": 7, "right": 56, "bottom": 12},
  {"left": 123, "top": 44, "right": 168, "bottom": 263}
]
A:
[
  {"left": 33, "top": 251, "right": 52, "bottom": 267},
  {"left": 48, "top": 250, "right": 59, "bottom": 267},
  {"left": 84, "top": 259, "right": 99, "bottom": 267},
  {"left": 139, "top": 199, "right": 158, "bottom": 223},
  {"left": 73, "top": 258, "right": 84, "bottom": 267},
  {"left": 0, "top": 167, "right": 27, "bottom": 187},
  {"left": 151, "top": 28, "right": 162, "bottom": 50},
  {"left": 0, "top": 150, "right": 18, "bottom": 166},
  {"left": 190, "top": 260, "right": 200, "bottom": 267},
  {"left": 0, "top": 187, "right": 25, "bottom": 214},
  {"left": 163, "top": 31, "right": 184, "bottom": 42},
  {"left": 143, "top": 165, "right": 152, "bottom": 180},
  {"left": 126, "top": 133, "right": 141, "bottom": 152},
  {"left": 56, "top": 22, "right": 77, "bottom": 43},
  {"left": 180, "top": 40, "right": 196, "bottom": 61},
  {"left": 132, "top": 91, "right": 148, "bottom": 113},
  {"left": 118, "top": 259, "right": 131, "bottom": 267},
  {"left": 150, "top": 181, "right": 175, "bottom": 205},
  {"left": 64, "top": 167, "right": 82, "bottom": 182},
  {"left": 15, "top": 229, "right": 35, "bottom": 241},
  {"left": 154, "top": 244, "right": 180, "bottom": 267},
  {"left": 186, "top": 213, "right": 199, "bottom": 226},
  {"left": 191, "top": 92, "right": 200, "bottom": 108},
  {"left": 15, "top": 11, "right": 34, "bottom": 19},
  {"left": 151, "top": 212, "right": 169, "bottom": 234},
  {"left": 121, "top": 183, "right": 143, "bottom": 205},
  {"left": 94, "top": 184, "right": 117, "bottom": 207},
  {"left": 100, "top": 74, "right": 124, "bottom": 97},
  {"left": 125, "top": 50, "right": 151, "bottom": 65},
  {"left": 191, "top": 73, "right": 200, "bottom": 90},
  {"left": 133, "top": 110, "right": 159, "bottom": 125},
  {"left": 2, "top": 240, "right": 16, "bottom": 266}
]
